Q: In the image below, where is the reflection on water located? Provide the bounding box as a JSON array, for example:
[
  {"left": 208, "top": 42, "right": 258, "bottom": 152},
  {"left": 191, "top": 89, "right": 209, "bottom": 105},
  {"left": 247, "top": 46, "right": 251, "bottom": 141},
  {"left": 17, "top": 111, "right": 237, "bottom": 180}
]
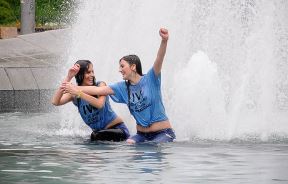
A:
[{"left": 0, "top": 113, "right": 288, "bottom": 183}]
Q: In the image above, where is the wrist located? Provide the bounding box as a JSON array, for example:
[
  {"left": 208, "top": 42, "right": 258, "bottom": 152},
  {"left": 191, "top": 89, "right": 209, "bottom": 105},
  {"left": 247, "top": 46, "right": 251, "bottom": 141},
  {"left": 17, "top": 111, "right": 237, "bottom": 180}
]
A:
[
  {"left": 76, "top": 90, "right": 83, "bottom": 98},
  {"left": 64, "top": 76, "right": 73, "bottom": 82}
]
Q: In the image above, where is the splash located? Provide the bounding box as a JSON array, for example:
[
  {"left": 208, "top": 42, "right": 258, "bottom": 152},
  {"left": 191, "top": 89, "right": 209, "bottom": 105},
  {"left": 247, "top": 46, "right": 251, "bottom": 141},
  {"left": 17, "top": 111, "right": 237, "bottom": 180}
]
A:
[
  {"left": 60, "top": 0, "right": 288, "bottom": 142},
  {"left": 56, "top": 104, "right": 91, "bottom": 138}
]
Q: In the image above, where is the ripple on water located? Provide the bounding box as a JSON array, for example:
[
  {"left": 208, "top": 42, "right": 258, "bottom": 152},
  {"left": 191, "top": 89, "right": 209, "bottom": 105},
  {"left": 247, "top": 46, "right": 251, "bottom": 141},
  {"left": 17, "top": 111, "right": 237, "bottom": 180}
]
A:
[
  {"left": 1, "top": 170, "right": 53, "bottom": 173},
  {"left": 40, "top": 162, "right": 62, "bottom": 166}
]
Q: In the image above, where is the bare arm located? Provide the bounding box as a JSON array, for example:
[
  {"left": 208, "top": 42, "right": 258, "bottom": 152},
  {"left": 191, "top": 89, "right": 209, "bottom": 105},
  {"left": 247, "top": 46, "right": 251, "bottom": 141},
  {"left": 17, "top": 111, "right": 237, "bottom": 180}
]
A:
[
  {"left": 51, "top": 86, "right": 73, "bottom": 106},
  {"left": 51, "top": 64, "right": 80, "bottom": 106},
  {"left": 153, "top": 28, "right": 169, "bottom": 76},
  {"left": 63, "top": 82, "right": 114, "bottom": 97},
  {"left": 77, "top": 82, "right": 107, "bottom": 109}
]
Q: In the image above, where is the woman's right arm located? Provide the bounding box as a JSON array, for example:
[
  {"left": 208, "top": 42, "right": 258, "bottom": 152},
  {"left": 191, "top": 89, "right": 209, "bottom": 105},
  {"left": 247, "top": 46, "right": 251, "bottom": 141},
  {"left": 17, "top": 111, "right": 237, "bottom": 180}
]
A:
[
  {"left": 51, "top": 64, "right": 80, "bottom": 106},
  {"left": 51, "top": 86, "right": 73, "bottom": 106},
  {"left": 153, "top": 28, "right": 169, "bottom": 76}
]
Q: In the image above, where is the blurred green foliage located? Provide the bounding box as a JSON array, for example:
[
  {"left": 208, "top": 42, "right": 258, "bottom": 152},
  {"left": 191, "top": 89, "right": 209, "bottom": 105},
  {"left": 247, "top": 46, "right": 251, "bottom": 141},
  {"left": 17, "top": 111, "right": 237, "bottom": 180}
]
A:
[
  {"left": 0, "top": 0, "right": 18, "bottom": 25},
  {"left": 36, "top": 0, "right": 78, "bottom": 26},
  {"left": 0, "top": 0, "right": 77, "bottom": 27}
]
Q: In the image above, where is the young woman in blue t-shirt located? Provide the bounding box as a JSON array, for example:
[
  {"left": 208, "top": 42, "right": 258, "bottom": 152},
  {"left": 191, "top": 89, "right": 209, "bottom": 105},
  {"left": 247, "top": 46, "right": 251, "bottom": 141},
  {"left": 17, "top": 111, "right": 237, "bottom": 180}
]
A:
[
  {"left": 52, "top": 60, "right": 130, "bottom": 141},
  {"left": 63, "top": 28, "right": 175, "bottom": 144}
]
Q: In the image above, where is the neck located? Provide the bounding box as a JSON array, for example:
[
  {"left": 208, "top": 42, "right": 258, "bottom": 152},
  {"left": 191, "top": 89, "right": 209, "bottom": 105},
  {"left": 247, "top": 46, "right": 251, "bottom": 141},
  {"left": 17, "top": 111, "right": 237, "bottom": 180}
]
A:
[{"left": 129, "top": 74, "right": 141, "bottom": 85}]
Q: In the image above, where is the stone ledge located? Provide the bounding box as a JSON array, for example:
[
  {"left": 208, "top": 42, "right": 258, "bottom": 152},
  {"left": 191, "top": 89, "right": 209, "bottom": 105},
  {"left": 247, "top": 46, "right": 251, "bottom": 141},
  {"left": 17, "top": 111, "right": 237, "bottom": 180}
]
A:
[
  {"left": 0, "top": 29, "right": 69, "bottom": 112},
  {"left": 0, "top": 89, "right": 58, "bottom": 113},
  {"left": 0, "top": 27, "right": 18, "bottom": 39},
  {"left": 0, "top": 90, "right": 14, "bottom": 112},
  {"left": 0, "top": 66, "right": 61, "bottom": 112}
]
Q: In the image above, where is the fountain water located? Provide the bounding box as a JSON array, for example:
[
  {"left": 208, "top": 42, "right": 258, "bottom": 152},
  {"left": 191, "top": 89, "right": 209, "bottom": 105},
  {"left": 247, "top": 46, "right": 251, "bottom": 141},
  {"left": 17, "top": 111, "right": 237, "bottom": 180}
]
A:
[
  {"left": 1, "top": 1, "right": 288, "bottom": 183},
  {"left": 62, "top": 0, "right": 288, "bottom": 141}
]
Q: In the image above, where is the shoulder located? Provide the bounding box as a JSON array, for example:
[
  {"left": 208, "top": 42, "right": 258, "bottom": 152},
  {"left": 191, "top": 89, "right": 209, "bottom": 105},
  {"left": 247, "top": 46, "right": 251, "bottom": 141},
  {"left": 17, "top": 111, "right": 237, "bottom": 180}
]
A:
[
  {"left": 96, "top": 81, "right": 107, "bottom": 87},
  {"left": 109, "top": 81, "right": 127, "bottom": 95},
  {"left": 146, "top": 67, "right": 160, "bottom": 78},
  {"left": 144, "top": 67, "right": 161, "bottom": 86},
  {"left": 98, "top": 81, "right": 107, "bottom": 87},
  {"left": 110, "top": 81, "right": 126, "bottom": 88}
]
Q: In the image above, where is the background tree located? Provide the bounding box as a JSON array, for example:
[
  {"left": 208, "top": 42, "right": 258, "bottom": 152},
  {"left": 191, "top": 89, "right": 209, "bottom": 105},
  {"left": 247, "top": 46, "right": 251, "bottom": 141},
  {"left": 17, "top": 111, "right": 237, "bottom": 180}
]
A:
[
  {"left": 0, "top": 0, "right": 18, "bottom": 25},
  {"left": 0, "top": 0, "right": 78, "bottom": 27}
]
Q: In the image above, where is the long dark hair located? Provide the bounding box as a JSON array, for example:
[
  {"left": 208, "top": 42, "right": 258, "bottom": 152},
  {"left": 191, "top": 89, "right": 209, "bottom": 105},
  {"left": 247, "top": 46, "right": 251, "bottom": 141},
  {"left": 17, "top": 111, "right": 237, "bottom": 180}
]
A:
[
  {"left": 119, "top": 54, "right": 143, "bottom": 76},
  {"left": 119, "top": 55, "right": 143, "bottom": 113},
  {"left": 75, "top": 60, "right": 96, "bottom": 86}
]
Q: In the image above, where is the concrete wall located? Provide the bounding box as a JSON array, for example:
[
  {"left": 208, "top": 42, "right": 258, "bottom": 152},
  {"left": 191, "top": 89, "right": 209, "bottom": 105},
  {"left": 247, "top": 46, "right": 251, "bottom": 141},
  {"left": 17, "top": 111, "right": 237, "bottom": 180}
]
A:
[{"left": 0, "top": 29, "right": 70, "bottom": 112}]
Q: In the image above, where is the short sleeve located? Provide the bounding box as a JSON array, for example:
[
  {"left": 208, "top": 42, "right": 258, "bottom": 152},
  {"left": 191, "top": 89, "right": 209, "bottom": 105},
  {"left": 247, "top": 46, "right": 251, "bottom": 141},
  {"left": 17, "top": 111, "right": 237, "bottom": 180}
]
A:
[
  {"left": 72, "top": 97, "right": 78, "bottom": 107},
  {"left": 147, "top": 68, "right": 161, "bottom": 87},
  {"left": 109, "top": 81, "right": 127, "bottom": 103}
]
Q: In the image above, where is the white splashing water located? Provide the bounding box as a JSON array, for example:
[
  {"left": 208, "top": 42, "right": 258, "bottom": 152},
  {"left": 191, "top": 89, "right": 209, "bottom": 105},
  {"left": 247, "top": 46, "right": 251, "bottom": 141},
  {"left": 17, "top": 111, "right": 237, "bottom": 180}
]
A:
[{"left": 59, "top": 0, "right": 288, "bottom": 141}]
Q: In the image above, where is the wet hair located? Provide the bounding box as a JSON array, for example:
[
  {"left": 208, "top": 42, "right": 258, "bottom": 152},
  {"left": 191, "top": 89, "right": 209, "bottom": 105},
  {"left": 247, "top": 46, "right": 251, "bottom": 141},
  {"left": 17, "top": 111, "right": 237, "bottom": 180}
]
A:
[
  {"left": 74, "top": 60, "right": 96, "bottom": 86},
  {"left": 119, "top": 54, "right": 143, "bottom": 76},
  {"left": 119, "top": 55, "right": 143, "bottom": 113}
]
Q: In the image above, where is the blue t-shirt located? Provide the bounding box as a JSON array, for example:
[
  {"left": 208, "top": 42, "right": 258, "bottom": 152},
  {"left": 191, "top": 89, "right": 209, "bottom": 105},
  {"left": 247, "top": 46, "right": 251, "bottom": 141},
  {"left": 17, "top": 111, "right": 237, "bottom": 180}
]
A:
[
  {"left": 73, "top": 82, "right": 117, "bottom": 131},
  {"left": 109, "top": 68, "right": 168, "bottom": 127}
]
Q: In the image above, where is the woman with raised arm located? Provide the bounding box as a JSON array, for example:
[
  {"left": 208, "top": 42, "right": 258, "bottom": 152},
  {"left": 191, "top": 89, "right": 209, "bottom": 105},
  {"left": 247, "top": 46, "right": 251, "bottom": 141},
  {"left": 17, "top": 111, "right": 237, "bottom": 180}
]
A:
[
  {"left": 63, "top": 28, "right": 175, "bottom": 143},
  {"left": 52, "top": 60, "right": 130, "bottom": 142}
]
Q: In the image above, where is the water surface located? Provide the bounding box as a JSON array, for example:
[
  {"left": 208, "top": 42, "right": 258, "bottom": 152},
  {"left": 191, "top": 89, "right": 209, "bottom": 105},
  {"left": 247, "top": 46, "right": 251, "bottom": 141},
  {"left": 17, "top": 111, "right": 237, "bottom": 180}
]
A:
[{"left": 0, "top": 113, "right": 287, "bottom": 184}]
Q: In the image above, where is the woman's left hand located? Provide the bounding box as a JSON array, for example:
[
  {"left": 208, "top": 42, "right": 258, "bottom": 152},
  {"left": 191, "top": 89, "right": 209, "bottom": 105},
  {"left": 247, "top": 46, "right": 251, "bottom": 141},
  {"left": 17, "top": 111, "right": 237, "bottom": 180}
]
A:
[
  {"left": 61, "top": 82, "right": 79, "bottom": 96},
  {"left": 67, "top": 64, "right": 80, "bottom": 80},
  {"left": 159, "top": 28, "right": 169, "bottom": 41}
]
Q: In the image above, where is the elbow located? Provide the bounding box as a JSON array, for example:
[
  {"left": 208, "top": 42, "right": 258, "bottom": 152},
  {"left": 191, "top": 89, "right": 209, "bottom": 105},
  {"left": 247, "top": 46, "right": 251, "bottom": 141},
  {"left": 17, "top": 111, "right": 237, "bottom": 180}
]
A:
[
  {"left": 98, "top": 104, "right": 104, "bottom": 109},
  {"left": 96, "top": 104, "right": 104, "bottom": 109},
  {"left": 51, "top": 102, "right": 57, "bottom": 106},
  {"left": 93, "top": 103, "right": 104, "bottom": 109},
  {"left": 51, "top": 100, "right": 59, "bottom": 106}
]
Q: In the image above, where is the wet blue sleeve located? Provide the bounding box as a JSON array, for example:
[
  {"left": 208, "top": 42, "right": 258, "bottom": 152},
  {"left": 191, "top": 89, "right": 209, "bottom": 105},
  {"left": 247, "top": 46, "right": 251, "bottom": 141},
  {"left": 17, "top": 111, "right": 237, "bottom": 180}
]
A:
[
  {"left": 109, "top": 81, "right": 127, "bottom": 104},
  {"left": 147, "top": 68, "right": 161, "bottom": 87},
  {"left": 72, "top": 97, "right": 78, "bottom": 106}
]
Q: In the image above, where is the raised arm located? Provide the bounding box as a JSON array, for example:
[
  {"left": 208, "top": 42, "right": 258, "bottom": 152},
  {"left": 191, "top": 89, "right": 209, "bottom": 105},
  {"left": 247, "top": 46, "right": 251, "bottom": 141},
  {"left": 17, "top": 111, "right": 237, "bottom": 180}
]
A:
[
  {"left": 153, "top": 28, "right": 169, "bottom": 76},
  {"left": 51, "top": 64, "right": 80, "bottom": 106}
]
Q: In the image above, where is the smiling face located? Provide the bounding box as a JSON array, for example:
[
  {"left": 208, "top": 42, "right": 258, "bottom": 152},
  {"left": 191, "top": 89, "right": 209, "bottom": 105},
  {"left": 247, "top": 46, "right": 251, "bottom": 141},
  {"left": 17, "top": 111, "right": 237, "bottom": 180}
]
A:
[
  {"left": 82, "top": 63, "right": 95, "bottom": 86},
  {"left": 119, "top": 59, "right": 135, "bottom": 80}
]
